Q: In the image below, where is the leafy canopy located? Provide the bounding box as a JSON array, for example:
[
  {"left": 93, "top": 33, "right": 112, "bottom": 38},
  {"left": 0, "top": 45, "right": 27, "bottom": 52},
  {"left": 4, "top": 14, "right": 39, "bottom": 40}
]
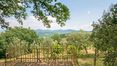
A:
[
  {"left": 0, "top": 0, "right": 70, "bottom": 28},
  {"left": 0, "top": 27, "right": 39, "bottom": 58},
  {"left": 0, "top": 27, "right": 38, "bottom": 49},
  {"left": 91, "top": 3, "right": 117, "bottom": 66}
]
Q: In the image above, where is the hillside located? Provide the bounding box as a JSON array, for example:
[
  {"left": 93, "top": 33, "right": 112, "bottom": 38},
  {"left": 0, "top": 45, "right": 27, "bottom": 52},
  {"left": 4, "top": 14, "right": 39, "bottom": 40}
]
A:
[{"left": 35, "top": 29, "right": 79, "bottom": 37}]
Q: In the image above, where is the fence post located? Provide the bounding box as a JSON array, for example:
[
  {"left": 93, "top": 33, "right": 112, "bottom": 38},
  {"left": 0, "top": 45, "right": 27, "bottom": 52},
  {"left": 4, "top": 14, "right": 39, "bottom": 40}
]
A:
[{"left": 37, "top": 49, "right": 38, "bottom": 62}]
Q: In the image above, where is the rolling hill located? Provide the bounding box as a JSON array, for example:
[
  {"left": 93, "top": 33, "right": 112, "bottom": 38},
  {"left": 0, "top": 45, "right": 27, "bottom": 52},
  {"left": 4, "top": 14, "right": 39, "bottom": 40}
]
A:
[{"left": 35, "top": 29, "right": 79, "bottom": 37}]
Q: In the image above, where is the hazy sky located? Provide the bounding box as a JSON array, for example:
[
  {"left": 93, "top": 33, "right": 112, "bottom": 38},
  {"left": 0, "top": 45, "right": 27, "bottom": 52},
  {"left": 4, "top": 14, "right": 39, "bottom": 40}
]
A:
[{"left": 4, "top": 0, "right": 117, "bottom": 31}]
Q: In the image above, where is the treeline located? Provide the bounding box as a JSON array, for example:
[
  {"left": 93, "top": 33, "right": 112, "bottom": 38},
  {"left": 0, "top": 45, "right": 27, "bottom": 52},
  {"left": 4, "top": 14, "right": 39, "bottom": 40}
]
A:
[{"left": 0, "top": 27, "right": 92, "bottom": 66}]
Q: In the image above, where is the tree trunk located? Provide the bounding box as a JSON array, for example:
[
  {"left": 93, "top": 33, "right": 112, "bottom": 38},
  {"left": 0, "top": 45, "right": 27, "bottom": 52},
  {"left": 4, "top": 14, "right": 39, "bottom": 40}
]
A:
[
  {"left": 73, "top": 57, "right": 80, "bottom": 66},
  {"left": 84, "top": 46, "right": 88, "bottom": 54},
  {"left": 94, "top": 49, "right": 97, "bottom": 66}
]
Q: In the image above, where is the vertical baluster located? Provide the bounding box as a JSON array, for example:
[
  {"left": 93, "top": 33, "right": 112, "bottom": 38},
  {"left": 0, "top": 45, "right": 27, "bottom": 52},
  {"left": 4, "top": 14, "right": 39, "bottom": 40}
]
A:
[{"left": 37, "top": 49, "right": 38, "bottom": 62}]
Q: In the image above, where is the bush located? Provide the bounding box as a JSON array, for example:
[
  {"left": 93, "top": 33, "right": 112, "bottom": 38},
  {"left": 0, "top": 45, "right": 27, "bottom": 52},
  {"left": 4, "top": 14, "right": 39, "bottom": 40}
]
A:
[
  {"left": 51, "top": 43, "right": 63, "bottom": 59},
  {"left": 0, "top": 49, "right": 5, "bottom": 58}
]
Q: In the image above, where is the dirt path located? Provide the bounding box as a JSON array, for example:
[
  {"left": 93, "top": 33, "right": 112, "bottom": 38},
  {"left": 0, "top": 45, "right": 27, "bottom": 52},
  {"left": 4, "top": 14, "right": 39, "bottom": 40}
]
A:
[{"left": 0, "top": 61, "right": 73, "bottom": 66}]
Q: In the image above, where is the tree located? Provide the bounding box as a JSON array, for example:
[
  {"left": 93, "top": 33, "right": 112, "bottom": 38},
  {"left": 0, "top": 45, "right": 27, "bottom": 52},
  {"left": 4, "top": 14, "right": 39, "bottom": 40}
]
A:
[
  {"left": 60, "top": 38, "right": 68, "bottom": 50},
  {"left": 51, "top": 33, "right": 61, "bottom": 44},
  {"left": 51, "top": 41, "right": 63, "bottom": 60},
  {"left": 91, "top": 3, "right": 117, "bottom": 66},
  {"left": 0, "top": 27, "right": 39, "bottom": 58},
  {"left": 66, "top": 30, "right": 91, "bottom": 53},
  {"left": 0, "top": 0, "right": 70, "bottom": 28},
  {"left": 67, "top": 44, "right": 80, "bottom": 66},
  {"left": 5, "top": 37, "right": 29, "bottom": 58},
  {"left": 66, "top": 30, "right": 91, "bottom": 66},
  {"left": 41, "top": 37, "right": 54, "bottom": 48}
]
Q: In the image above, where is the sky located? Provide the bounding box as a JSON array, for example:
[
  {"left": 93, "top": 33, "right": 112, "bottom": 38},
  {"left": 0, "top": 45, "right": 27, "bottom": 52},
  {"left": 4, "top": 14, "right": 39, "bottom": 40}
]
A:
[{"left": 4, "top": 0, "right": 117, "bottom": 31}]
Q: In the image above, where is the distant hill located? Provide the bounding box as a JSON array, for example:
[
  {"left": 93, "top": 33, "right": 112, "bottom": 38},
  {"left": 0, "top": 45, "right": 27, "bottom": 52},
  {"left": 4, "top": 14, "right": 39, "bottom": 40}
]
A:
[
  {"left": 35, "top": 29, "right": 79, "bottom": 37},
  {"left": 0, "top": 29, "right": 91, "bottom": 37}
]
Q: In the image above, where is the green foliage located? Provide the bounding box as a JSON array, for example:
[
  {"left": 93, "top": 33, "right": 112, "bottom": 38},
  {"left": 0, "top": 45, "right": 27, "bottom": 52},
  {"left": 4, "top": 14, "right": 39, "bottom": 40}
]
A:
[
  {"left": 6, "top": 37, "right": 29, "bottom": 58},
  {"left": 67, "top": 45, "right": 78, "bottom": 54},
  {"left": 40, "top": 37, "right": 53, "bottom": 48},
  {"left": 0, "top": 0, "right": 70, "bottom": 28},
  {"left": 0, "top": 27, "right": 38, "bottom": 58},
  {"left": 66, "top": 30, "right": 91, "bottom": 52},
  {"left": 0, "top": 27, "right": 94, "bottom": 66},
  {"left": 0, "top": 27, "right": 38, "bottom": 44},
  {"left": 60, "top": 38, "right": 68, "bottom": 47},
  {"left": 65, "top": 30, "right": 92, "bottom": 66},
  {"left": 0, "top": 49, "right": 5, "bottom": 58},
  {"left": 91, "top": 3, "right": 117, "bottom": 66},
  {"left": 51, "top": 33, "right": 61, "bottom": 43},
  {"left": 51, "top": 41, "right": 63, "bottom": 59},
  {"left": 52, "top": 43, "right": 63, "bottom": 54}
]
